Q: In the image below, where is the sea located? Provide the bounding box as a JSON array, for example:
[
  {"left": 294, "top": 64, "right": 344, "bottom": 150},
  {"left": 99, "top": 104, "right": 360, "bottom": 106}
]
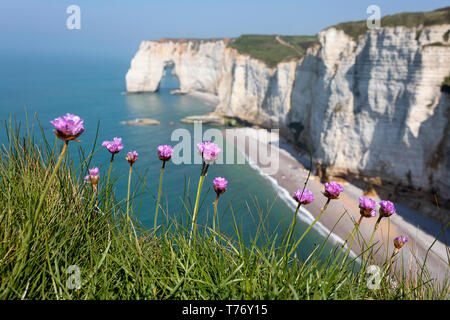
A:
[{"left": 0, "top": 53, "right": 340, "bottom": 261}]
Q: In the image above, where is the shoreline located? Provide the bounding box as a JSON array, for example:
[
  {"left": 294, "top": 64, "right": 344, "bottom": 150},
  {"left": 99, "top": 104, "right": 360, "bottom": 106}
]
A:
[{"left": 224, "top": 127, "right": 449, "bottom": 281}]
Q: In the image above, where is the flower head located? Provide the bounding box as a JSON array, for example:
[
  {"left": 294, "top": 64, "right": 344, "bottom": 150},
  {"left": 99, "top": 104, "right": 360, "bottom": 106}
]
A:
[
  {"left": 197, "top": 141, "right": 222, "bottom": 164},
  {"left": 213, "top": 177, "right": 228, "bottom": 195},
  {"left": 359, "top": 197, "right": 376, "bottom": 218},
  {"left": 293, "top": 188, "right": 314, "bottom": 205},
  {"left": 379, "top": 200, "right": 396, "bottom": 218},
  {"left": 157, "top": 145, "right": 173, "bottom": 162},
  {"left": 323, "top": 181, "right": 344, "bottom": 199},
  {"left": 393, "top": 236, "right": 408, "bottom": 249},
  {"left": 102, "top": 137, "right": 124, "bottom": 154},
  {"left": 50, "top": 113, "right": 85, "bottom": 141},
  {"left": 126, "top": 151, "right": 138, "bottom": 165},
  {"left": 84, "top": 167, "right": 100, "bottom": 185}
]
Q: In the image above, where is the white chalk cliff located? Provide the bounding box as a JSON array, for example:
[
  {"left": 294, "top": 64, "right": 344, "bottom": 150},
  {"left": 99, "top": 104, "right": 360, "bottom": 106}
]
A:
[{"left": 126, "top": 25, "right": 450, "bottom": 204}]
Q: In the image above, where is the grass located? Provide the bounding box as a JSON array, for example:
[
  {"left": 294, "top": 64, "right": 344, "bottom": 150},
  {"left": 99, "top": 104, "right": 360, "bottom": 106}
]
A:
[
  {"left": 228, "top": 35, "right": 318, "bottom": 68},
  {"left": 442, "top": 76, "right": 450, "bottom": 92},
  {"left": 330, "top": 6, "right": 450, "bottom": 40},
  {"left": 0, "top": 113, "right": 448, "bottom": 300}
]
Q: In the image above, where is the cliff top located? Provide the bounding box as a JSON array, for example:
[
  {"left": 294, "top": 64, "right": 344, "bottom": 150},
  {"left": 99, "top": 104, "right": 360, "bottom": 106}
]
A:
[
  {"left": 329, "top": 6, "right": 450, "bottom": 39},
  {"left": 227, "top": 34, "right": 319, "bottom": 68}
]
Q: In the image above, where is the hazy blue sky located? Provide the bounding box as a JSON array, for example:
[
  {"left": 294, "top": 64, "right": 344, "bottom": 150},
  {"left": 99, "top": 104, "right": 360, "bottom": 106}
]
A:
[{"left": 0, "top": 0, "right": 448, "bottom": 60}]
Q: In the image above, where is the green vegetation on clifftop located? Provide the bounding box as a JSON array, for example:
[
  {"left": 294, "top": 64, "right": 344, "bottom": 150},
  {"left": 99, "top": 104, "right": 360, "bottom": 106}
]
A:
[
  {"left": 228, "top": 8, "right": 449, "bottom": 66},
  {"left": 330, "top": 7, "right": 450, "bottom": 40},
  {"left": 228, "top": 34, "right": 318, "bottom": 68}
]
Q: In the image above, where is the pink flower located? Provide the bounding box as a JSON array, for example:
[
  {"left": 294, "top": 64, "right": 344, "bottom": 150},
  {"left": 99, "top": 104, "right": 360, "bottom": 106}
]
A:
[
  {"left": 393, "top": 236, "right": 408, "bottom": 249},
  {"left": 293, "top": 188, "right": 314, "bottom": 205},
  {"left": 323, "top": 181, "right": 344, "bottom": 199},
  {"left": 197, "top": 141, "right": 222, "bottom": 164},
  {"left": 102, "top": 137, "right": 124, "bottom": 154},
  {"left": 50, "top": 113, "right": 85, "bottom": 141},
  {"left": 359, "top": 197, "right": 376, "bottom": 218},
  {"left": 379, "top": 200, "right": 396, "bottom": 218},
  {"left": 84, "top": 167, "right": 99, "bottom": 185},
  {"left": 213, "top": 177, "right": 228, "bottom": 195},
  {"left": 126, "top": 151, "right": 138, "bottom": 165},
  {"left": 157, "top": 145, "right": 173, "bottom": 162}
]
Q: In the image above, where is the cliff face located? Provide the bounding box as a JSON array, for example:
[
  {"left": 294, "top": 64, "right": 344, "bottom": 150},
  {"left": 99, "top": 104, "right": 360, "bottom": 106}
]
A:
[
  {"left": 125, "top": 25, "right": 450, "bottom": 202},
  {"left": 290, "top": 25, "right": 450, "bottom": 201},
  {"left": 126, "top": 39, "right": 228, "bottom": 94},
  {"left": 126, "top": 38, "right": 297, "bottom": 125}
]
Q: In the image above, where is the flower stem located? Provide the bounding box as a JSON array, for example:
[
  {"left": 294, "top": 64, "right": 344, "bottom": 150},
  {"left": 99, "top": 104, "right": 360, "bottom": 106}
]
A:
[
  {"left": 213, "top": 194, "right": 220, "bottom": 242},
  {"left": 189, "top": 162, "right": 209, "bottom": 245},
  {"left": 154, "top": 161, "right": 165, "bottom": 230},
  {"left": 104, "top": 153, "right": 115, "bottom": 213},
  {"left": 367, "top": 216, "right": 382, "bottom": 261},
  {"left": 288, "top": 198, "right": 331, "bottom": 257},
  {"left": 126, "top": 164, "right": 133, "bottom": 230},
  {"left": 284, "top": 203, "right": 301, "bottom": 259}
]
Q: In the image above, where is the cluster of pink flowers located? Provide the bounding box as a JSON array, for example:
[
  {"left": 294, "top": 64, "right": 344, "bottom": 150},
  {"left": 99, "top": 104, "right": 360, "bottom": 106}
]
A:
[
  {"left": 51, "top": 113, "right": 409, "bottom": 254},
  {"left": 292, "top": 181, "right": 344, "bottom": 205},
  {"left": 379, "top": 200, "right": 396, "bottom": 217},
  {"left": 359, "top": 197, "right": 376, "bottom": 218},
  {"left": 293, "top": 188, "right": 314, "bottom": 205},
  {"left": 323, "top": 181, "right": 344, "bottom": 199},
  {"left": 50, "top": 113, "right": 85, "bottom": 141},
  {"left": 157, "top": 145, "right": 173, "bottom": 162},
  {"left": 197, "top": 141, "right": 222, "bottom": 164},
  {"left": 102, "top": 137, "right": 124, "bottom": 154},
  {"left": 358, "top": 197, "right": 396, "bottom": 220}
]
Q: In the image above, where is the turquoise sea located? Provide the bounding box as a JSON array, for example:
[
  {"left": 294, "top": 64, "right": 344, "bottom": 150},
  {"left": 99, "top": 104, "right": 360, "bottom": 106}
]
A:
[{"left": 0, "top": 53, "right": 338, "bottom": 261}]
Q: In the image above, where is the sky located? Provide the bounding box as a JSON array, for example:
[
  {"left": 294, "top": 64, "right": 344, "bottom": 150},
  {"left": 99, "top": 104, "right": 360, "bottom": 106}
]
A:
[{"left": 0, "top": 0, "right": 448, "bottom": 60}]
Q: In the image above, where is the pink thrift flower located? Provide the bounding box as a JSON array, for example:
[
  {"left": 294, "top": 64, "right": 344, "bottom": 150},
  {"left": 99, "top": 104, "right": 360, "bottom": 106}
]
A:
[
  {"left": 393, "top": 236, "right": 408, "bottom": 249},
  {"left": 102, "top": 137, "right": 124, "bottom": 154},
  {"left": 50, "top": 113, "right": 85, "bottom": 141},
  {"left": 126, "top": 151, "right": 138, "bottom": 165},
  {"left": 293, "top": 189, "right": 314, "bottom": 205},
  {"left": 157, "top": 145, "right": 173, "bottom": 162},
  {"left": 197, "top": 141, "right": 222, "bottom": 164},
  {"left": 323, "top": 181, "right": 344, "bottom": 199},
  {"left": 84, "top": 167, "right": 99, "bottom": 184},
  {"left": 379, "top": 200, "right": 396, "bottom": 218},
  {"left": 213, "top": 177, "right": 228, "bottom": 195},
  {"left": 359, "top": 197, "right": 376, "bottom": 218}
]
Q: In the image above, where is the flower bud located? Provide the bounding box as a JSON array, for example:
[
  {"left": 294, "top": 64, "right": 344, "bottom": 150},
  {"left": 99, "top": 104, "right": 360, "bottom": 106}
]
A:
[
  {"left": 213, "top": 177, "right": 228, "bottom": 195},
  {"left": 126, "top": 150, "right": 138, "bottom": 165}
]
